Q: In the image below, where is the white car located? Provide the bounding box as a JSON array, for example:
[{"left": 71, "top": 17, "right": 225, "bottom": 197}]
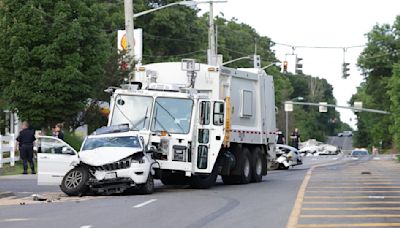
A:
[
  {"left": 275, "top": 144, "right": 303, "bottom": 169},
  {"left": 36, "top": 125, "right": 154, "bottom": 196}
]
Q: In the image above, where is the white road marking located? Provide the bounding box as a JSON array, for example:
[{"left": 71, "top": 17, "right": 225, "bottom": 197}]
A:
[
  {"left": 369, "top": 196, "right": 385, "bottom": 199},
  {"left": 80, "top": 225, "right": 93, "bottom": 228},
  {"left": 133, "top": 199, "right": 157, "bottom": 208},
  {"left": 2, "top": 218, "right": 30, "bottom": 222}
]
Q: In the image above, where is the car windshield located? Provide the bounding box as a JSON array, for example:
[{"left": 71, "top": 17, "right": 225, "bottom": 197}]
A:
[
  {"left": 351, "top": 150, "right": 369, "bottom": 156},
  {"left": 151, "top": 97, "right": 193, "bottom": 134},
  {"left": 82, "top": 136, "right": 141, "bottom": 150},
  {"left": 110, "top": 95, "right": 153, "bottom": 130}
]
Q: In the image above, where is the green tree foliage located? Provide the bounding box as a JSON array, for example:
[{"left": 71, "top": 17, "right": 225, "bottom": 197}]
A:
[
  {"left": 389, "top": 64, "right": 400, "bottom": 149},
  {"left": 353, "top": 16, "right": 400, "bottom": 149},
  {"left": 0, "top": 0, "right": 109, "bottom": 128}
]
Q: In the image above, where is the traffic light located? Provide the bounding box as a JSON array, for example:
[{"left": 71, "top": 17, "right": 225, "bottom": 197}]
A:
[
  {"left": 283, "top": 60, "right": 288, "bottom": 73},
  {"left": 295, "top": 57, "right": 303, "bottom": 74},
  {"left": 342, "top": 62, "right": 350, "bottom": 78},
  {"left": 249, "top": 55, "right": 261, "bottom": 68}
]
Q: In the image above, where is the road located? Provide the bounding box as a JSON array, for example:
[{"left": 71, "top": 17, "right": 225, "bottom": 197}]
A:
[
  {"left": 1, "top": 154, "right": 399, "bottom": 228},
  {"left": 0, "top": 156, "right": 339, "bottom": 228}
]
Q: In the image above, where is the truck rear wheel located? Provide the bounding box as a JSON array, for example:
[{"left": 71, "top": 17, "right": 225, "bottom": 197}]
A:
[
  {"left": 251, "top": 147, "right": 264, "bottom": 182},
  {"left": 60, "top": 166, "right": 90, "bottom": 196},
  {"left": 222, "top": 147, "right": 252, "bottom": 185},
  {"left": 190, "top": 165, "right": 218, "bottom": 189}
]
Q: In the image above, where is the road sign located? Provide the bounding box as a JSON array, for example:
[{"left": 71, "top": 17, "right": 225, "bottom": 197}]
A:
[
  {"left": 354, "top": 101, "right": 362, "bottom": 112},
  {"left": 285, "top": 102, "right": 293, "bottom": 112},
  {"left": 319, "top": 102, "right": 327, "bottom": 112},
  {"left": 118, "top": 28, "right": 143, "bottom": 62}
]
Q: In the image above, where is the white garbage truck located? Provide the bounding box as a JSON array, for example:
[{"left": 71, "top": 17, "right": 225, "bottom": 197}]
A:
[{"left": 36, "top": 59, "right": 276, "bottom": 195}]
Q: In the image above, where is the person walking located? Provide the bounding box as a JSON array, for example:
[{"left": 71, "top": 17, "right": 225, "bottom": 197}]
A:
[
  {"left": 290, "top": 128, "right": 301, "bottom": 149},
  {"left": 16, "top": 122, "right": 36, "bottom": 174}
]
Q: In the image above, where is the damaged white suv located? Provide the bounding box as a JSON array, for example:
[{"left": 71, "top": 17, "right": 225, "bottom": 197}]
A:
[{"left": 36, "top": 125, "right": 154, "bottom": 196}]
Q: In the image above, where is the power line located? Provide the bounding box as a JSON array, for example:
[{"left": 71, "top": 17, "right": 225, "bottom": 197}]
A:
[{"left": 143, "top": 50, "right": 206, "bottom": 58}]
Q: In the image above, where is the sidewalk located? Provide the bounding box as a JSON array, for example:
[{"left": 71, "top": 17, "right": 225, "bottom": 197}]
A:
[{"left": 0, "top": 191, "right": 14, "bottom": 199}]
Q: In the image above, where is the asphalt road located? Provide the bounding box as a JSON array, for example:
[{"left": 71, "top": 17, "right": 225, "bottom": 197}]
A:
[
  {"left": 326, "top": 136, "right": 353, "bottom": 151},
  {"left": 0, "top": 156, "right": 340, "bottom": 228}
]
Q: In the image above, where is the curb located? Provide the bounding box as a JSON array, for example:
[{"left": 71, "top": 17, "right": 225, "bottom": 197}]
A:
[{"left": 0, "top": 191, "right": 15, "bottom": 199}]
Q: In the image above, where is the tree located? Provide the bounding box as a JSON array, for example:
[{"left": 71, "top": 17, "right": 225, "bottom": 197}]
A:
[
  {"left": 0, "top": 0, "right": 109, "bottom": 128},
  {"left": 353, "top": 16, "right": 400, "bottom": 149}
]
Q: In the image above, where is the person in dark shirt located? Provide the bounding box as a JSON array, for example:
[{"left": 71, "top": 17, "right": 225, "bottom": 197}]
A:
[
  {"left": 276, "top": 129, "right": 286, "bottom": 144},
  {"left": 16, "top": 122, "right": 36, "bottom": 174},
  {"left": 52, "top": 123, "right": 64, "bottom": 140},
  {"left": 290, "top": 128, "right": 301, "bottom": 149}
]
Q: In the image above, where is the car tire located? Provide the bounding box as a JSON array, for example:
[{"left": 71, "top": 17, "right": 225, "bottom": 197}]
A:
[
  {"left": 60, "top": 166, "right": 90, "bottom": 196},
  {"left": 190, "top": 165, "right": 218, "bottom": 189},
  {"left": 250, "top": 147, "right": 263, "bottom": 183},
  {"left": 137, "top": 174, "right": 154, "bottom": 194}
]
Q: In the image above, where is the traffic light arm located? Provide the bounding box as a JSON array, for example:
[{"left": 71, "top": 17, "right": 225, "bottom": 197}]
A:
[{"left": 287, "top": 101, "right": 390, "bottom": 114}]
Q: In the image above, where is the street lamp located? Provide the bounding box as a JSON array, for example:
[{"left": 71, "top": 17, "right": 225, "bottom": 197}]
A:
[{"left": 285, "top": 96, "right": 304, "bottom": 143}]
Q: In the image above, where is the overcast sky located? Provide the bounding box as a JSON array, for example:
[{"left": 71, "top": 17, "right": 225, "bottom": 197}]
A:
[{"left": 199, "top": 0, "right": 400, "bottom": 129}]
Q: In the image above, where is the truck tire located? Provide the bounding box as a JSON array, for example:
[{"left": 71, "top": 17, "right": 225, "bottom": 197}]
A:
[
  {"left": 190, "top": 165, "right": 218, "bottom": 189},
  {"left": 251, "top": 147, "right": 263, "bottom": 182},
  {"left": 160, "top": 172, "right": 190, "bottom": 185},
  {"left": 222, "top": 147, "right": 252, "bottom": 185},
  {"left": 60, "top": 166, "right": 90, "bottom": 196},
  {"left": 137, "top": 174, "right": 154, "bottom": 194}
]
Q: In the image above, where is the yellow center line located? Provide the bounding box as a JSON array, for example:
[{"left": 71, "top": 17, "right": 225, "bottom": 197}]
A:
[
  {"left": 305, "top": 196, "right": 400, "bottom": 199},
  {"left": 303, "top": 201, "right": 400, "bottom": 204},
  {"left": 300, "top": 214, "right": 400, "bottom": 218},
  {"left": 303, "top": 207, "right": 400, "bottom": 211},
  {"left": 297, "top": 223, "right": 400, "bottom": 227}
]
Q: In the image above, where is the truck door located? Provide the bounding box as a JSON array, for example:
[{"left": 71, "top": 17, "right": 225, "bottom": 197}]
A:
[
  {"left": 195, "top": 100, "right": 225, "bottom": 173},
  {"left": 36, "top": 136, "right": 79, "bottom": 185}
]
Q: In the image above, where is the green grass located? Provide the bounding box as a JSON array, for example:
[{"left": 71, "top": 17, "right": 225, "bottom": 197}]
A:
[{"left": 0, "top": 160, "right": 28, "bottom": 176}]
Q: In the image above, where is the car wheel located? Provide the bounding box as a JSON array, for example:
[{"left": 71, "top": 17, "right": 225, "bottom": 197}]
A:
[
  {"left": 60, "top": 166, "right": 90, "bottom": 196},
  {"left": 137, "top": 174, "right": 154, "bottom": 194}
]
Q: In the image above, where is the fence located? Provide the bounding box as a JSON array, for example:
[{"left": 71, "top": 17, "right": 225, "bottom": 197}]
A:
[{"left": 0, "top": 134, "right": 18, "bottom": 168}]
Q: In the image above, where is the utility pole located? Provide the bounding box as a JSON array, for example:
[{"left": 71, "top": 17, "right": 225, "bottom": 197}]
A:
[
  {"left": 208, "top": 1, "right": 216, "bottom": 65},
  {"left": 124, "top": 0, "right": 135, "bottom": 66}
]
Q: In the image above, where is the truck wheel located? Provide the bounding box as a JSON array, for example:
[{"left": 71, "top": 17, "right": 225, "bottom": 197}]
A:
[
  {"left": 160, "top": 172, "right": 190, "bottom": 185},
  {"left": 190, "top": 165, "right": 218, "bottom": 189},
  {"left": 251, "top": 147, "right": 263, "bottom": 182},
  {"left": 222, "top": 147, "right": 252, "bottom": 185},
  {"left": 137, "top": 174, "right": 154, "bottom": 194},
  {"left": 60, "top": 166, "right": 90, "bottom": 196}
]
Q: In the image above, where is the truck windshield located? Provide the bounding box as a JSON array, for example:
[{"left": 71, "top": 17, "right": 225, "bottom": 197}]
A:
[
  {"left": 82, "top": 136, "right": 141, "bottom": 150},
  {"left": 151, "top": 97, "right": 193, "bottom": 134},
  {"left": 110, "top": 95, "right": 153, "bottom": 130}
]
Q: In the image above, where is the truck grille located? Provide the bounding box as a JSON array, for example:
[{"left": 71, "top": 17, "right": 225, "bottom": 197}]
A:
[{"left": 94, "top": 159, "right": 131, "bottom": 171}]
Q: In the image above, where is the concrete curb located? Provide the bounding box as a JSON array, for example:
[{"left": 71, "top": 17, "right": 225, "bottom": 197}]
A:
[{"left": 0, "top": 191, "right": 15, "bottom": 199}]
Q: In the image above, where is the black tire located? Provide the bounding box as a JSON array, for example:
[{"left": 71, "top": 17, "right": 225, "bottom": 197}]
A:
[
  {"left": 60, "top": 166, "right": 90, "bottom": 196},
  {"left": 137, "top": 174, "right": 154, "bottom": 194},
  {"left": 222, "top": 146, "right": 252, "bottom": 185},
  {"left": 250, "top": 147, "right": 263, "bottom": 182},
  {"left": 160, "top": 172, "right": 190, "bottom": 185},
  {"left": 190, "top": 165, "right": 218, "bottom": 189},
  {"left": 279, "top": 163, "right": 289, "bottom": 170}
]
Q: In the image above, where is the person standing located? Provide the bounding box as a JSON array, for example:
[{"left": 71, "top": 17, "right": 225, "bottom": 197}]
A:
[
  {"left": 290, "top": 128, "right": 301, "bottom": 149},
  {"left": 276, "top": 129, "right": 286, "bottom": 144},
  {"left": 16, "top": 122, "right": 36, "bottom": 174},
  {"left": 52, "top": 123, "right": 64, "bottom": 140}
]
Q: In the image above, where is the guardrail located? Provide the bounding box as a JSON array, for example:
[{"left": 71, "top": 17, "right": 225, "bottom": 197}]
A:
[{"left": 0, "top": 134, "right": 18, "bottom": 168}]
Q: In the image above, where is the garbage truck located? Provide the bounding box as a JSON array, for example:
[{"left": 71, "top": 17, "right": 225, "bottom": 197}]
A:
[{"left": 36, "top": 59, "right": 277, "bottom": 195}]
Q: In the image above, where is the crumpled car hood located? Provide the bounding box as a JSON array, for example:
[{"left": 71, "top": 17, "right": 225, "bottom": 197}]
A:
[{"left": 79, "top": 147, "right": 142, "bottom": 166}]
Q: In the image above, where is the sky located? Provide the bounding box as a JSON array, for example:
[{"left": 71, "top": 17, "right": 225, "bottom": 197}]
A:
[{"left": 198, "top": 0, "right": 400, "bottom": 129}]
